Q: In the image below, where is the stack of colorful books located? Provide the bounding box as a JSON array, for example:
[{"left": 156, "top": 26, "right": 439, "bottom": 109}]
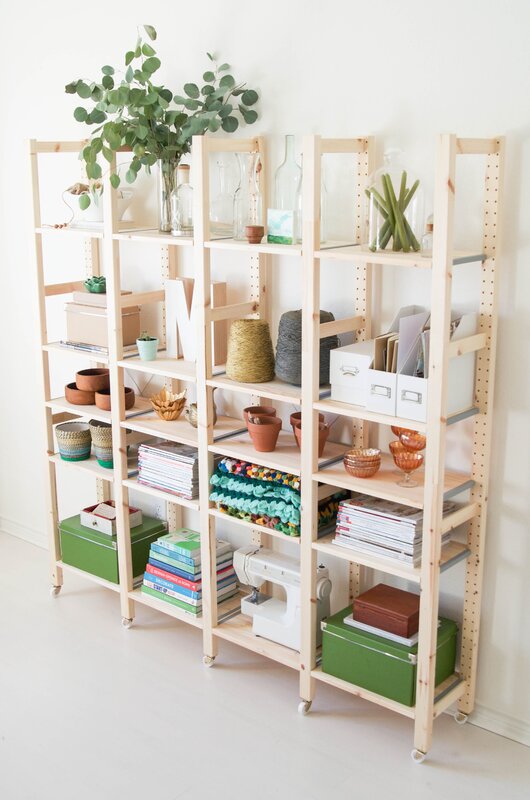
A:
[
  {"left": 137, "top": 442, "right": 199, "bottom": 500},
  {"left": 141, "top": 528, "right": 238, "bottom": 616}
]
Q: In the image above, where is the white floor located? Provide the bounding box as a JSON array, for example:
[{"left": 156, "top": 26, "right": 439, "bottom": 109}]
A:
[{"left": 0, "top": 533, "right": 528, "bottom": 800}]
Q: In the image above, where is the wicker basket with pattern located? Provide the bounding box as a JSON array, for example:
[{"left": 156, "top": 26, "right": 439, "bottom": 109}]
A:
[{"left": 55, "top": 422, "right": 91, "bottom": 462}]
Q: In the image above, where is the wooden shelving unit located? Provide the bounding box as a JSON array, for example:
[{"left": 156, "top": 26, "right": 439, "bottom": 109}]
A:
[{"left": 31, "top": 131, "right": 503, "bottom": 761}]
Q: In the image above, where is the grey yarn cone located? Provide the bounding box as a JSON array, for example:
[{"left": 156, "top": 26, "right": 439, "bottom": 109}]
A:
[{"left": 275, "top": 310, "right": 339, "bottom": 386}]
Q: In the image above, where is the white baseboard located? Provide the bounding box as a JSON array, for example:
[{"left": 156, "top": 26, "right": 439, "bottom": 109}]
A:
[
  {"left": 469, "top": 704, "right": 530, "bottom": 747},
  {"left": 0, "top": 516, "right": 47, "bottom": 549}
]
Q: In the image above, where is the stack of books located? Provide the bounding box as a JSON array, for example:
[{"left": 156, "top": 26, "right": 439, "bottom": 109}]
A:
[
  {"left": 137, "top": 442, "right": 199, "bottom": 500},
  {"left": 333, "top": 494, "right": 455, "bottom": 565},
  {"left": 141, "top": 528, "right": 238, "bottom": 616}
]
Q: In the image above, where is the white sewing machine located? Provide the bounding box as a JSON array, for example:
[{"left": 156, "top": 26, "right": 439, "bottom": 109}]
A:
[{"left": 233, "top": 546, "right": 332, "bottom": 651}]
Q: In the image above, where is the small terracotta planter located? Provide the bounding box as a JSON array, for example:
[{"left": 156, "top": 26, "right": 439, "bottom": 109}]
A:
[
  {"left": 243, "top": 405, "right": 276, "bottom": 426},
  {"left": 76, "top": 368, "right": 110, "bottom": 392},
  {"left": 290, "top": 411, "right": 324, "bottom": 439},
  {"left": 65, "top": 382, "right": 95, "bottom": 406},
  {"left": 95, "top": 386, "right": 135, "bottom": 411},
  {"left": 245, "top": 225, "right": 264, "bottom": 244},
  {"left": 247, "top": 416, "right": 281, "bottom": 452},
  {"left": 293, "top": 420, "right": 329, "bottom": 457}
]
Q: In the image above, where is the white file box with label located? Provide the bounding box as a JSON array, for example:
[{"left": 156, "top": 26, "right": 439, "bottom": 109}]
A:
[
  {"left": 396, "top": 312, "right": 478, "bottom": 423},
  {"left": 330, "top": 339, "right": 375, "bottom": 406}
]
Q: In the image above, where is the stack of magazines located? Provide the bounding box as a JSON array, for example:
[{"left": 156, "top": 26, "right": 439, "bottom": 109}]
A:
[
  {"left": 137, "top": 441, "right": 199, "bottom": 500},
  {"left": 333, "top": 493, "right": 455, "bottom": 565}
]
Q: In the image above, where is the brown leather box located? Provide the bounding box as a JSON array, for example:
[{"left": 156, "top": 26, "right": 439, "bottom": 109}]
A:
[{"left": 353, "top": 583, "right": 420, "bottom": 638}]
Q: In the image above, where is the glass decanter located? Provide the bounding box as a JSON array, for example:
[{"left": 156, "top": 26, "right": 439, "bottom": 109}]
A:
[
  {"left": 233, "top": 152, "right": 262, "bottom": 241},
  {"left": 170, "top": 164, "right": 193, "bottom": 237},
  {"left": 275, "top": 135, "right": 302, "bottom": 240},
  {"left": 210, "top": 155, "right": 237, "bottom": 238}
]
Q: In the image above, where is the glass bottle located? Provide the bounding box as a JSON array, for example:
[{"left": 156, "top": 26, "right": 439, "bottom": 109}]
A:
[
  {"left": 421, "top": 214, "right": 434, "bottom": 257},
  {"left": 210, "top": 156, "right": 237, "bottom": 238},
  {"left": 364, "top": 150, "right": 423, "bottom": 252},
  {"left": 275, "top": 135, "right": 302, "bottom": 241},
  {"left": 233, "top": 152, "right": 262, "bottom": 240},
  {"left": 170, "top": 164, "right": 193, "bottom": 237},
  {"left": 158, "top": 158, "right": 178, "bottom": 233},
  {"left": 296, "top": 155, "right": 327, "bottom": 244}
]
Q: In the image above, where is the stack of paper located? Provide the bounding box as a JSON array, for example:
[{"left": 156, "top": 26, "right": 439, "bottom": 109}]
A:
[
  {"left": 333, "top": 494, "right": 455, "bottom": 565},
  {"left": 138, "top": 441, "right": 199, "bottom": 500}
]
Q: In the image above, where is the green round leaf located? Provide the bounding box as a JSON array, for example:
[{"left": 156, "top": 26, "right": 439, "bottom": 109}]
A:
[
  {"left": 91, "top": 138, "right": 103, "bottom": 153},
  {"left": 125, "top": 168, "right": 137, "bottom": 184},
  {"left": 65, "top": 81, "right": 78, "bottom": 94},
  {"left": 143, "top": 91, "right": 158, "bottom": 105},
  {"left": 173, "top": 95, "right": 187, "bottom": 104},
  {"left": 208, "top": 119, "right": 220, "bottom": 132},
  {"left": 203, "top": 71, "right": 215, "bottom": 82},
  {"left": 241, "top": 89, "right": 258, "bottom": 106},
  {"left": 221, "top": 116, "right": 239, "bottom": 133},
  {"left": 91, "top": 162, "right": 102, "bottom": 179},
  {"left": 184, "top": 99, "right": 199, "bottom": 110},
  {"left": 110, "top": 174, "right": 121, "bottom": 189},
  {"left": 218, "top": 63, "right": 230, "bottom": 72},
  {"left": 74, "top": 106, "right": 87, "bottom": 122},
  {"left": 159, "top": 88, "right": 173, "bottom": 103},
  {"left": 144, "top": 24, "right": 157, "bottom": 41},
  {"left": 142, "top": 43, "right": 156, "bottom": 56},
  {"left": 125, "top": 51, "right": 135, "bottom": 66},
  {"left": 143, "top": 56, "right": 161, "bottom": 74},
  {"left": 90, "top": 109, "right": 107, "bottom": 124},
  {"left": 218, "top": 103, "right": 232, "bottom": 118},
  {"left": 206, "top": 52, "right": 214, "bottom": 61},
  {"left": 202, "top": 85, "right": 214, "bottom": 96},
  {"left": 102, "top": 146, "right": 113, "bottom": 163},
  {"left": 79, "top": 194, "right": 91, "bottom": 210},
  {"left": 242, "top": 109, "right": 258, "bottom": 125},
  {"left": 102, "top": 75, "right": 114, "bottom": 90},
  {"left": 102, "top": 65, "right": 114, "bottom": 75},
  {"left": 219, "top": 74, "right": 235, "bottom": 89},
  {"left": 184, "top": 83, "right": 200, "bottom": 99},
  {"left": 125, "top": 65, "right": 134, "bottom": 83},
  {"left": 137, "top": 124, "right": 149, "bottom": 139},
  {"left": 76, "top": 82, "right": 91, "bottom": 99}
]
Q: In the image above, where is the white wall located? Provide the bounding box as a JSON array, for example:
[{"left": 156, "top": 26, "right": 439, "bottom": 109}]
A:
[{"left": 1, "top": 0, "right": 529, "bottom": 745}]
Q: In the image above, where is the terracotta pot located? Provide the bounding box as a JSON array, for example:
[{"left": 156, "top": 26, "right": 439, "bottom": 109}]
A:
[
  {"left": 243, "top": 405, "right": 276, "bottom": 426},
  {"left": 65, "top": 382, "right": 95, "bottom": 406},
  {"left": 76, "top": 368, "right": 110, "bottom": 392},
  {"left": 293, "top": 420, "right": 329, "bottom": 457},
  {"left": 95, "top": 386, "right": 135, "bottom": 411},
  {"left": 247, "top": 416, "right": 282, "bottom": 452},
  {"left": 245, "top": 224, "right": 264, "bottom": 244},
  {"left": 289, "top": 411, "right": 324, "bottom": 439}
]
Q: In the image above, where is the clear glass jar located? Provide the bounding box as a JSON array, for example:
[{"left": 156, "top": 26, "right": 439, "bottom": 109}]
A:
[
  {"left": 210, "top": 155, "right": 237, "bottom": 238},
  {"left": 365, "top": 150, "right": 423, "bottom": 252},
  {"left": 421, "top": 214, "right": 434, "bottom": 257},
  {"left": 170, "top": 164, "right": 193, "bottom": 237},
  {"left": 233, "top": 152, "right": 262, "bottom": 240},
  {"left": 274, "top": 135, "right": 302, "bottom": 240}
]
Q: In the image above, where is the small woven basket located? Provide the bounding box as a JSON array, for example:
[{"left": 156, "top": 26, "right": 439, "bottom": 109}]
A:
[
  {"left": 89, "top": 420, "right": 113, "bottom": 447},
  {"left": 55, "top": 422, "right": 91, "bottom": 462},
  {"left": 225, "top": 319, "right": 275, "bottom": 383}
]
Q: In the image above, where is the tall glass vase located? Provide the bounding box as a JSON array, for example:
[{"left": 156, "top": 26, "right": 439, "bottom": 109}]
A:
[
  {"left": 158, "top": 158, "right": 179, "bottom": 233},
  {"left": 275, "top": 135, "right": 302, "bottom": 240},
  {"left": 210, "top": 155, "right": 237, "bottom": 238},
  {"left": 233, "top": 152, "right": 262, "bottom": 240}
]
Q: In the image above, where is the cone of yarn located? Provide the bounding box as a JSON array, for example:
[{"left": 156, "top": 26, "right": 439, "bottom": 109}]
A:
[
  {"left": 225, "top": 319, "right": 275, "bottom": 383},
  {"left": 275, "top": 310, "right": 339, "bottom": 386}
]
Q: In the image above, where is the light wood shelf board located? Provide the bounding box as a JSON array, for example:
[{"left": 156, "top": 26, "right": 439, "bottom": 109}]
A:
[
  {"left": 122, "top": 412, "right": 245, "bottom": 447},
  {"left": 42, "top": 342, "right": 110, "bottom": 364},
  {"left": 207, "top": 374, "right": 303, "bottom": 404},
  {"left": 35, "top": 225, "right": 103, "bottom": 239},
  {"left": 209, "top": 429, "right": 347, "bottom": 477},
  {"left": 113, "top": 228, "right": 193, "bottom": 246},
  {"left": 56, "top": 560, "right": 120, "bottom": 593},
  {"left": 312, "top": 666, "right": 415, "bottom": 718},
  {"left": 315, "top": 399, "right": 427, "bottom": 432},
  {"left": 46, "top": 395, "right": 151, "bottom": 424},
  {"left": 129, "top": 586, "right": 203, "bottom": 628},
  {"left": 209, "top": 508, "right": 300, "bottom": 544},
  {"left": 119, "top": 352, "right": 197, "bottom": 382},
  {"left": 214, "top": 610, "right": 300, "bottom": 670},
  {"left": 123, "top": 477, "right": 199, "bottom": 510},
  {"left": 433, "top": 674, "right": 465, "bottom": 717},
  {"left": 314, "top": 453, "right": 473, "bottom": 510},
  {"left": 49, "top": 453, "right": 115, "bottom": 482},
  {"left": 316, "top": 245, "right": 483, "bottom": 268},
  {"left": 205, "top": 238, "right": 302, "bottom": 256}
]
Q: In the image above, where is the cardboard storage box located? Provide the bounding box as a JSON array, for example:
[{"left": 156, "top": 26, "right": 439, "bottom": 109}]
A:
[
  {"left": 353, "top": 583, "right": 420, "bottom": 638},
  {"left": 65, "top": 303, "right": 140, "bottom": 348},
  {"left": 330, "top": 340, "right": 375, "bottom": 406},
  {"left": 321, "top": 606, "right": 458, "bottom": 706},
  {"left": 59, "top": 514, "right": 166, "bottom": 583},
  {"left": 80, "top": 501, "right": 143, "bottom": 536}
]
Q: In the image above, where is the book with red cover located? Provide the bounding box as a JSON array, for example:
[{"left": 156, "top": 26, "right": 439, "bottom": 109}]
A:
[{"left": 145, "top": 562, "right": 235, "bottom": 592}]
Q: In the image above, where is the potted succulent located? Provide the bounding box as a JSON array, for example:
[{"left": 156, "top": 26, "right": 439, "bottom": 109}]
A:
[
  {"left": 136, "top": 330, "right": 159, "bottom": 361},
  {"left": 66, "top": 25, "right": 259, "bottom": 231},
  {"left": 63, "top": 181, "right": 133, "bottom": 224}
]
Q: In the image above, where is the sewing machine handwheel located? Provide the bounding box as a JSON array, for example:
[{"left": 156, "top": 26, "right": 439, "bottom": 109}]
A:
[
  {"left": 203, "top": 655, "right": 216, "bottom": 667},
  {"left": 298, "top": 700, "right": 312, "bottom": 715}
]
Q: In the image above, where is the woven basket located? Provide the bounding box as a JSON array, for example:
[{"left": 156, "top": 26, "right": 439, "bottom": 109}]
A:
[
  {"left": 89, "top": 420, "right": 113, "bottom": 447},
  {"left": 55, "top": 422, "right": 91, "bottom": 462},
  {"left": 225, "top": 319, "right": 275, "bottom": 383},
  {"left": 275, "top": 310, "right": 339, "bottom": 386}
]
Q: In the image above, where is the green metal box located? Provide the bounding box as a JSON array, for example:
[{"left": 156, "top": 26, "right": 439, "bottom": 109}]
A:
[
  {"left": 321, "top": 607, "right": 458, "bottom": 707},
  {"left": 59, "top": 514, "right": 167, "bottom": 584}
]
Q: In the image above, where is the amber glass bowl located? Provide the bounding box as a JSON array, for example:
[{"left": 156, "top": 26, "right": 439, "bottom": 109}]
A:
[
  {"left": 392, "top": 451, "right": 424, "bottom": 488},
  {"left": 344, "top": 461, "right": 381, "bottom": 479},
  {"left": 400, "top": 431, "right": 427, "bottom": 452},
  {"left": 389, "top": 440, "right": 407, "bottom": 457},
  {"left": 344, "top": 447, "right": 381, "bottom": 464},
  {"left": 391, "top": 425, "right": 417, "bottom": 438}
]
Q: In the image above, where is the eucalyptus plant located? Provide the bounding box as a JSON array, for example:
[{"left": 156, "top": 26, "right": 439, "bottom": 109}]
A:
[{"left": 65, "top": 24, "right": 259, "bottom": 207}]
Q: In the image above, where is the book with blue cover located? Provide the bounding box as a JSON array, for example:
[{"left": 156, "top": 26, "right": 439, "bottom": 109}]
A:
[{"left": 156, "top": 530, "right": 232, "bottom": 563}]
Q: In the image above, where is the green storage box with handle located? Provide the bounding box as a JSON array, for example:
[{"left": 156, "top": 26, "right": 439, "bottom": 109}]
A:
[
  {"left": 59, "top": 513, "right": 167, "bottom": 584},
  {"left": 321, "top": 606, "right": 458, "bottom": 707}
]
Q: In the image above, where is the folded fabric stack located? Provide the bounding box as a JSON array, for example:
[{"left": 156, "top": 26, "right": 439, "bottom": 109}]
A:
[{"left": 209, "top": 457, "right": 346, "bottom": 538}]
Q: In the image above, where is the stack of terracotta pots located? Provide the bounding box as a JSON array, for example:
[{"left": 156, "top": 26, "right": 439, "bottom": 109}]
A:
[{"left": 243, "top": 405, "right": 281, "bottom": 452}]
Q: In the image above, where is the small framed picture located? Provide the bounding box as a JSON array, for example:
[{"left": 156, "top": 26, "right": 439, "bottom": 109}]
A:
[{"left": 267, "top": 209, "right": 295, "bottom": 245}]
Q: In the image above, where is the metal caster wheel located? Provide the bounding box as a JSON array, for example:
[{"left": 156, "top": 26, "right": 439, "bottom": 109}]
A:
[
  {"left": 203, "top": 655, "right": 216, "bottom": 667},
  {"left": 411, "top": 749, "right": 426, "bottom": 764},
  {"left": 454, "top": 711, "right": 468, "bottom": 725},
  {"left": 121, "top": 617, "right": 133, "bottom": 629},
  {"left": 298, "top": 700, "right": 312, "bottom": 716},
  {"left": 50, "top": 585, "right": 61, "bottom": 598}
]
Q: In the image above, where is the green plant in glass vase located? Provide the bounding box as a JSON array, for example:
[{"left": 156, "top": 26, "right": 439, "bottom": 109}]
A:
[{"left": 66, "top": 25, "right": 259, "bottom": 231}]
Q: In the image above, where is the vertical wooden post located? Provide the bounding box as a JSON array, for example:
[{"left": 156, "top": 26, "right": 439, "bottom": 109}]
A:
[
  {"left": 413, "top": 134, "right": 456, "bottom": 756},
  {"left": 193, "top": 135, "right": 217, "bottom": 661},
  {"left": 30, "top": 140, "right": 62, "bottom": 589},
  {"left": 458, "top": 138, "right": 504, "bottom": 715},
  {"left": 299, "top": 134, "right": 321, "bottom": 703},
  {"left": 102, "top": 155, "right": 135, "bottom": 622}
]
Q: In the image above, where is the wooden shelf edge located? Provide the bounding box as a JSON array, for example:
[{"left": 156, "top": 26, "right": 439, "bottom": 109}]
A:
[
  {"left": 123, "top": 478, "right": 199, "bottom": 510},
  {"left": 57, "top": 560, "right": 120, "bottom": 593},
  {"left": 312, "top": 666, "right": 415, "bottom": 718},
  {"left": 129, "top": 587, "right": 203, "bottom": 628},
  {"left": 214, "top": 611, "right": 300, "bottom": 671},
  {"left": 209, "top": 508, "right": 300, "bottom": 544}
]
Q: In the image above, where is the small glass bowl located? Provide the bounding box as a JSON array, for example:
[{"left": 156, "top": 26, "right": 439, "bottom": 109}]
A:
[
  {"left": 389, "top": 440, "right": 408, "bottom": 457},
  {"left": 344, "top": 461, "right": 381, "bottom": 479},
  {"left": 391, "top": 425, "right": 417, "bottom": 438},
  {"left": 344, "top": 448, "right": 381, "bottom": 464},
  {"left": 392, "top": 451, "right": 424, "bottom": 487},
  {"left": 400, "top": 431, "right": 427, "bottom": 452}
]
